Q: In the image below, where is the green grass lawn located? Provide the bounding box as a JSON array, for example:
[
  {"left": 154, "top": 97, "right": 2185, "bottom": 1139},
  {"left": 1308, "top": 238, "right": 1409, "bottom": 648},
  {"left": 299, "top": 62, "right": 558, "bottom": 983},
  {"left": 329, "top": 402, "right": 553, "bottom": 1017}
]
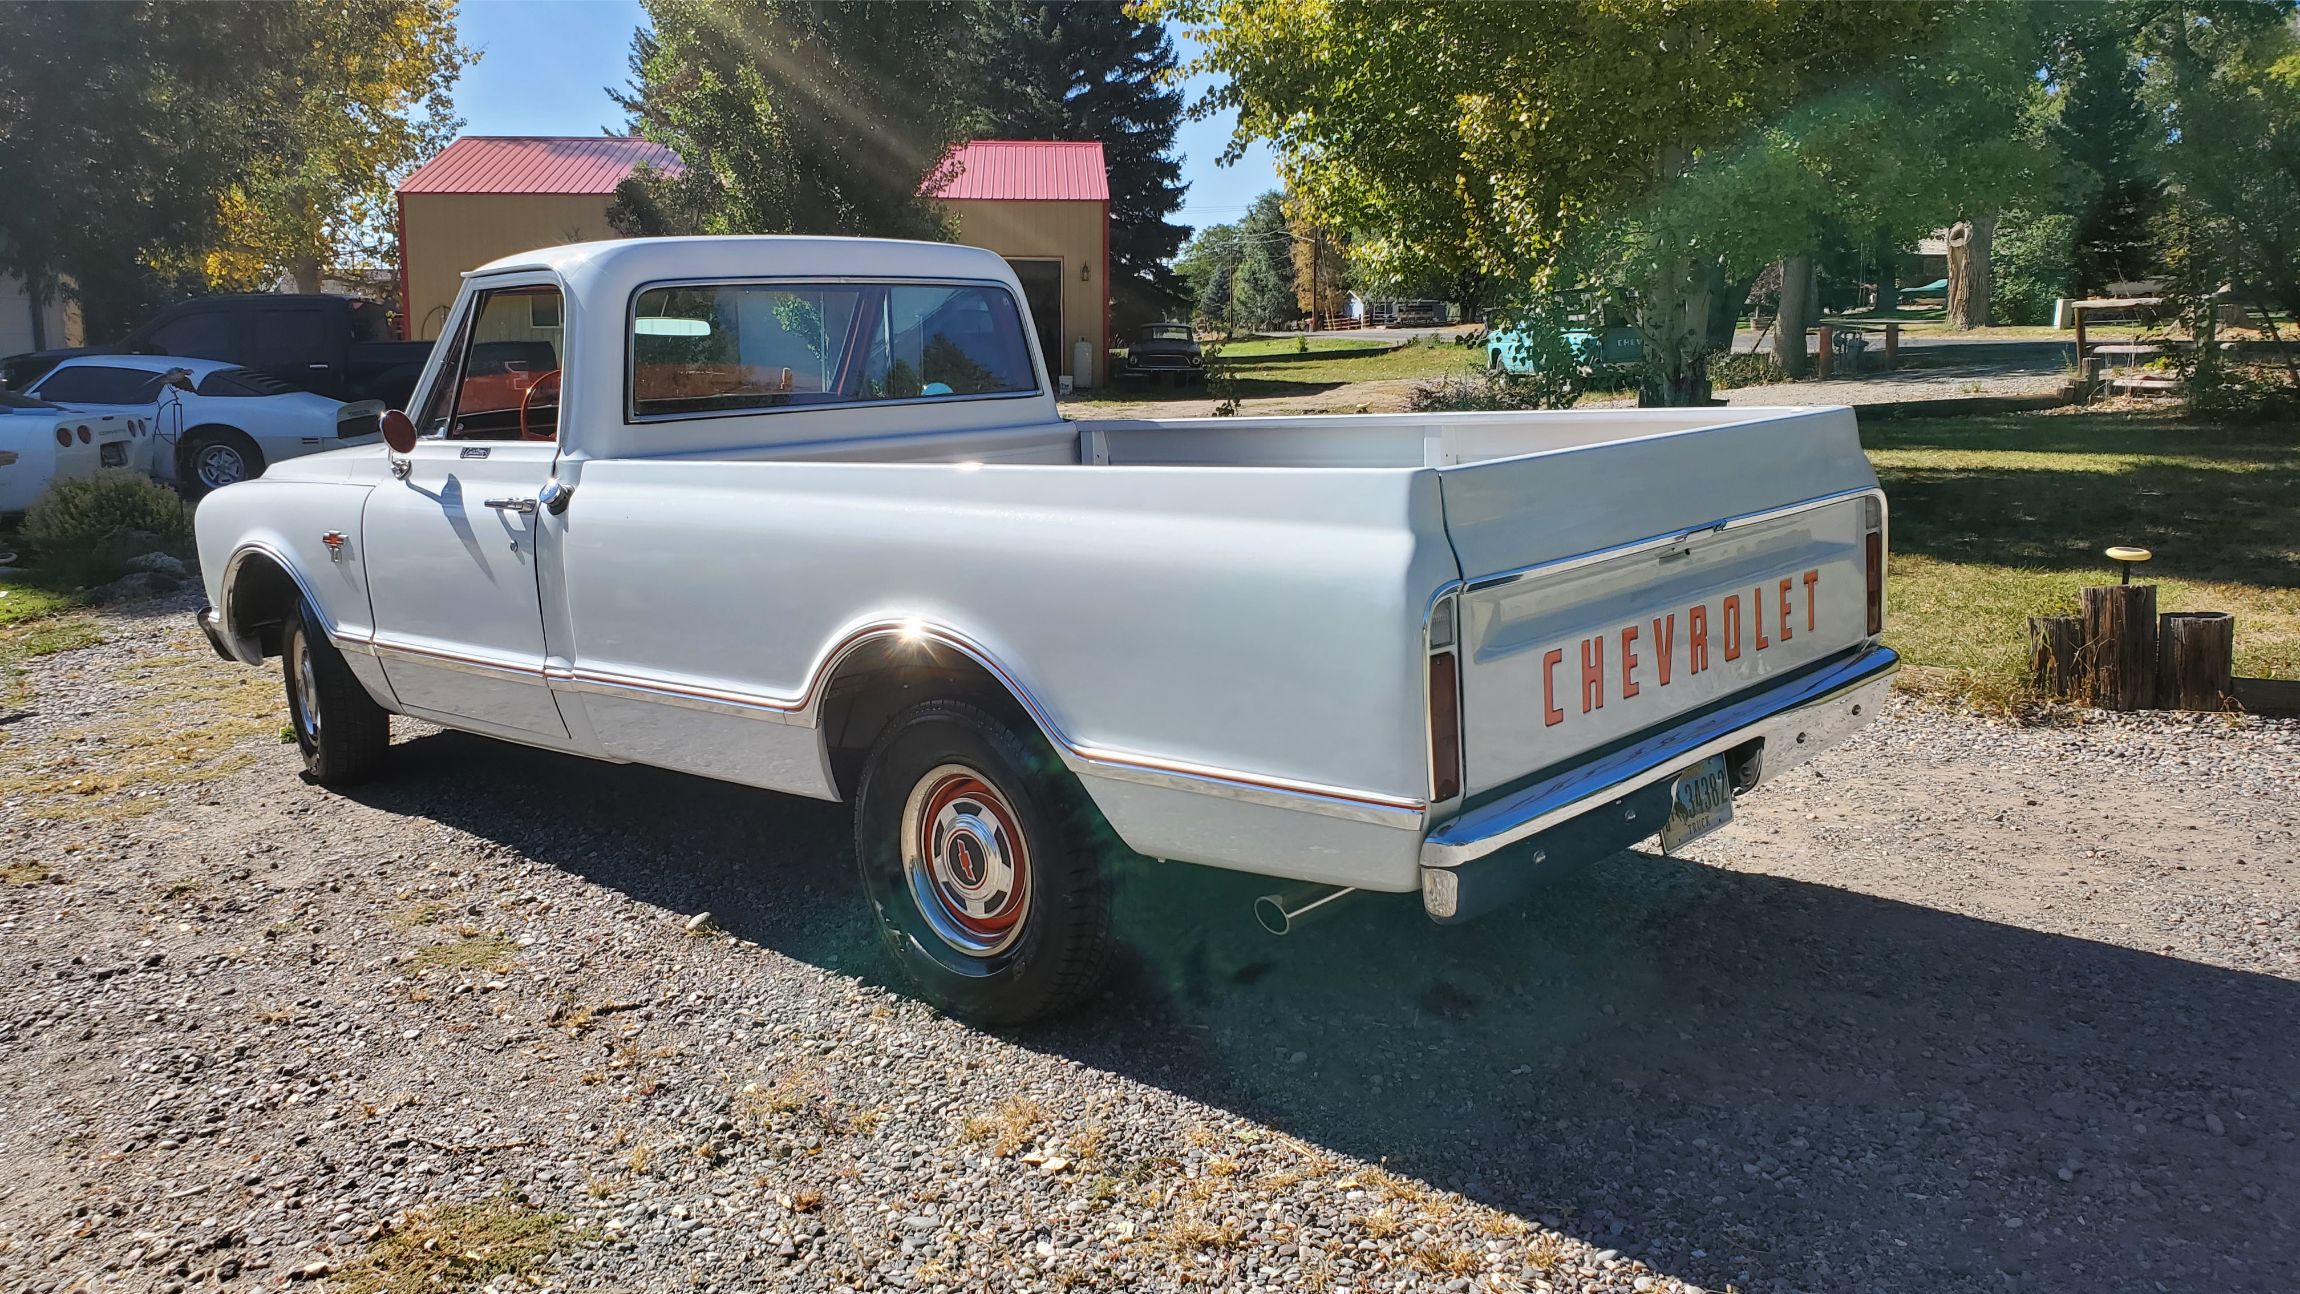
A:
[
  {"left": 1069, "top": 336, "right": 1480, "bottom": 408},
  {"left": 1870, "top": 411, "right": 2300, "bottom": 705}
]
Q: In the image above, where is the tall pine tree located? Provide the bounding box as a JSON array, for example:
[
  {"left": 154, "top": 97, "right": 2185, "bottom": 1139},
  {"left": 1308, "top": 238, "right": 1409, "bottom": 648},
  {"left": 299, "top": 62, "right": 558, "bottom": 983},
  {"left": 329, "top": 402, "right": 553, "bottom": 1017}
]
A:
[
  {"left": 974, "top": 3, "right": 1191, "bottom": 323},
  {"left": 2048, "top": 21, "right": 2162, "bottom": 293}
]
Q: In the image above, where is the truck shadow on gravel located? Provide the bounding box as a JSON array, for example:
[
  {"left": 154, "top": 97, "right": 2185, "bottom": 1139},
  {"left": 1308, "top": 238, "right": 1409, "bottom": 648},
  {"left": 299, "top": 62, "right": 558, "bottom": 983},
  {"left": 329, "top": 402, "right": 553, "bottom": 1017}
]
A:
[{"left": 353, "top": 730, "right": 2299, "bottom": 1294}]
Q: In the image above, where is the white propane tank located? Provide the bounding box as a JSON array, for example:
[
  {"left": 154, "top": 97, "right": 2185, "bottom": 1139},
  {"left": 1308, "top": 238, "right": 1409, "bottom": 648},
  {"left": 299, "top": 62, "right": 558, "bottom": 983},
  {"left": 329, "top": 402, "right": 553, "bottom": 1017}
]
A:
[{"left": 1072, "top": 338, "right": 1095, "bottom": 391}]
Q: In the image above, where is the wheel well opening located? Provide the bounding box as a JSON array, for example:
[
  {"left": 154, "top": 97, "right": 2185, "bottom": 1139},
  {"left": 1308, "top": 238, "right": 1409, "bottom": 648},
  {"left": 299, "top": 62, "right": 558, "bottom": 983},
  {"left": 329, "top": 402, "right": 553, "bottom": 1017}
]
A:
[
  {"left": 818, "top": 639, "right": 1044, "bottom": 801},
  {"left": 225, "top": 553, "right": 299, "bottom": 658}
]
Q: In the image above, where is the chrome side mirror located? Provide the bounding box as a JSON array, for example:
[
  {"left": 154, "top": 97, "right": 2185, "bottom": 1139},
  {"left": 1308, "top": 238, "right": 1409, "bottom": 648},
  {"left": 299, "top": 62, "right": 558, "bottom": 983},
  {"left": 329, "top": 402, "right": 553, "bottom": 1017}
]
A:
[{"left": 379, "top": 408, "right": 419, "bottom": 455}]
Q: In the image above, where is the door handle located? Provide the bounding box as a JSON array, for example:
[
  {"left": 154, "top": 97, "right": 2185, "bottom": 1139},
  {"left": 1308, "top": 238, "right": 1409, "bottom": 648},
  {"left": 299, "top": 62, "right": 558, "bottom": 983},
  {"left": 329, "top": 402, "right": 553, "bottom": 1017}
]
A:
[{"left": 483, "top": 497, "right": 538, "bottom": 515}]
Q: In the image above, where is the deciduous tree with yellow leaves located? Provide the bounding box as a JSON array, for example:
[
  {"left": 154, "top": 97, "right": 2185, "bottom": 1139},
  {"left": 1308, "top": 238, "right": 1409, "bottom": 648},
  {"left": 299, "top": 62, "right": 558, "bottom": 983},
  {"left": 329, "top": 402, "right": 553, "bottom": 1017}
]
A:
[{"left": 205, "top": 0, "right": 473, "bottom": 294}]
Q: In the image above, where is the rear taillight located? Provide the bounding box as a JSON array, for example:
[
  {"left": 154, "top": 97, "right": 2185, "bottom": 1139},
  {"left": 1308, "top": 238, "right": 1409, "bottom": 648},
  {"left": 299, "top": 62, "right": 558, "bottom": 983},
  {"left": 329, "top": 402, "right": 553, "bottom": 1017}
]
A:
[
  {"left": 76, "top": 424, "right": 91, "bottom": 443},
  {"left": 1864, "top": 495, "right": 1886, "bottom": 636},
  {"left": 1428, "top": 594, "right": 1463, "bottom": 803},
  {"left": 54, "top": 426, "right": 71, "bottom": 447}
]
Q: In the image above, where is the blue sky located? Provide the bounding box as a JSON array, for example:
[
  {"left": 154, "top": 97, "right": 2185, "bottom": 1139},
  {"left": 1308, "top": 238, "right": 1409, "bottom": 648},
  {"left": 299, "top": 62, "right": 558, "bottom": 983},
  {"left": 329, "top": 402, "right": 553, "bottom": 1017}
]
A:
[{"left": 447, "top": 0, "right": 1279, "bottom": 244}]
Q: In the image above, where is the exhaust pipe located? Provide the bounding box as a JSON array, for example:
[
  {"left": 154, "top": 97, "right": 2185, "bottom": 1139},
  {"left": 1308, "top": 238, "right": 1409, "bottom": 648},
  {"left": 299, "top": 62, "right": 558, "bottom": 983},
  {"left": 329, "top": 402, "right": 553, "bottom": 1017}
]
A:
[{"left": 1253, "top": 883, "right": 1357, "bottom": 936}]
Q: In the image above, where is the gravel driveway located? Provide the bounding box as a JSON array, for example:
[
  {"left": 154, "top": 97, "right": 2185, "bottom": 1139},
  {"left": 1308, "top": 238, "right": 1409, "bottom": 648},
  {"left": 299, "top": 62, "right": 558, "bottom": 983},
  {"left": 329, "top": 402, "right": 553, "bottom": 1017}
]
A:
[{"left": 4, "top": 598, "right": 2295, "bottom": 1294}]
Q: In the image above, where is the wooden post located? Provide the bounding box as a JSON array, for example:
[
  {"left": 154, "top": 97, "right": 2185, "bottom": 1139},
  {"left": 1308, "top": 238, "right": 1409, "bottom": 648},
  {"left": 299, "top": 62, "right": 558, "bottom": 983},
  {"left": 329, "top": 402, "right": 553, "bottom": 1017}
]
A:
[
  {"left": 2027, "top": 615, "right": 2084, "bottom": 699},
  {"left": 2080, "top": 584, "right": 2157, "bottom": 711},
  {"left": 2072, "top": 305, "right": 2087, "bottom": 374},
  {"left": 1882, "top": 322, "right": 1899, "bottom": 369},
  {"left": 2157, "top": 612, "right": 2234, "bottom": 711},
  {"left": 1816, "top": 325, "right": 1834, "bottom": 379}
]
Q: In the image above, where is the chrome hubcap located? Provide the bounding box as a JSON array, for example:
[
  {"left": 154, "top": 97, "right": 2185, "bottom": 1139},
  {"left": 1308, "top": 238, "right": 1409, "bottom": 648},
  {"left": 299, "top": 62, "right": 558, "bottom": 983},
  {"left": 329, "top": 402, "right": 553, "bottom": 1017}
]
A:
[
  {"left": 293, "top": 635, "right": 320, "bottom": 742},
  {"left": 197, "top": 444, "right": 247, "bottom": 489},
  {"left": 900, "top": 764, "right": 1030, "bottom": 957}
]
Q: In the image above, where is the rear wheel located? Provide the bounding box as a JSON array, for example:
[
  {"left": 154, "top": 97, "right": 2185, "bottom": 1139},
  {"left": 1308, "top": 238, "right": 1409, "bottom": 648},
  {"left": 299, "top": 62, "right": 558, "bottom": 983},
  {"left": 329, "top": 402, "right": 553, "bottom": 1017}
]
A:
[
  {"left": 853, "top": 699, "right": 1115, "bottom": 1025},
  {"left": 180, "top": 427, "right": 263, "bottom": 497},
  {"left": 282, "top": 603, "right": 390, "bottom": 785}
]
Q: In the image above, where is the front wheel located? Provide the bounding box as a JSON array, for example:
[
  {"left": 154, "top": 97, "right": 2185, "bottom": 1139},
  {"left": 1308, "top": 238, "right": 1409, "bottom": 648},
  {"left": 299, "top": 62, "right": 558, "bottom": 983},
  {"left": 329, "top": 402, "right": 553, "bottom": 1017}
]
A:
[
  {"left": 282, "top": 603, "right": 391, "bottom": 785},
  {"left": 853, "top": 700, "right": 1115, "bottom": 1025}
]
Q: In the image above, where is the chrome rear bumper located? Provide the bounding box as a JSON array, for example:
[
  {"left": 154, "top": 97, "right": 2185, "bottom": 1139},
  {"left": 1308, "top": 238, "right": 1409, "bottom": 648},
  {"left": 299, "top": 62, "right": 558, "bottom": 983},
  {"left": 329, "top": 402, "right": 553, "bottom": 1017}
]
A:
[{"left": 1420, "top": 645, "right": 1897, "bottom": 916}]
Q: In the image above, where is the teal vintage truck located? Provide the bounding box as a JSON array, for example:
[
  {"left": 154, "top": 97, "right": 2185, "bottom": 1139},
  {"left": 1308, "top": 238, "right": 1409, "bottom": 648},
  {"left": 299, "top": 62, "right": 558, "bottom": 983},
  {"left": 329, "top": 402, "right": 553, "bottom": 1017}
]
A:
[{"left": 1485, "top": 307, "right": 1643, "bottom": 377}]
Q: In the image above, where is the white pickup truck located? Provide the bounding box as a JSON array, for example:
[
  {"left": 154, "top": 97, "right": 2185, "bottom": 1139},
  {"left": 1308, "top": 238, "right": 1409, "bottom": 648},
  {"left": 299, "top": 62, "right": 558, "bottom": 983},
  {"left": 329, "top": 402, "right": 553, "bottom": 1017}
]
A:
[{"left": 193, "top": 236, "right": 1894, "bottom": 1023}]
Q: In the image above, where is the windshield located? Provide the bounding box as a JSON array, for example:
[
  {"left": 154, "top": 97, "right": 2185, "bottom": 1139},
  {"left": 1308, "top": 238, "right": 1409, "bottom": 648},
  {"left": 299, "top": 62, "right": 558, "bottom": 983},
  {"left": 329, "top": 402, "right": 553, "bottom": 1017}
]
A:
[{"left": 1139, "top": 325, "right": 1193, "bottom": 342}]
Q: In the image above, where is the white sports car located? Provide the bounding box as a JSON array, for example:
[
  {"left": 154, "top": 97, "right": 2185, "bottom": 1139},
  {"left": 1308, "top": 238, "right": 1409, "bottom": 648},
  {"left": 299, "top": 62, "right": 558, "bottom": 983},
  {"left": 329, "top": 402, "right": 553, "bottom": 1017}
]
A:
[
  {"left": 0, "top": 390, "right": 146, "bottom": 514},
  {"left": 23, "top": 354, "right": 382, "bottom": 497}
]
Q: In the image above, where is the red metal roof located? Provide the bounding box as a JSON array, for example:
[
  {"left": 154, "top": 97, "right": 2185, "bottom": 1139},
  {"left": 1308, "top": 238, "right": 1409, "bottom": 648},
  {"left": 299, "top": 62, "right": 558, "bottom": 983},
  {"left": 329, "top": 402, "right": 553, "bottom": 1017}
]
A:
[
  {"left": 399, "top": 136, "right": 681, "bottom": 196},
  {"left": 924, "top": 140, "right": 1109, "bottom": 203}
]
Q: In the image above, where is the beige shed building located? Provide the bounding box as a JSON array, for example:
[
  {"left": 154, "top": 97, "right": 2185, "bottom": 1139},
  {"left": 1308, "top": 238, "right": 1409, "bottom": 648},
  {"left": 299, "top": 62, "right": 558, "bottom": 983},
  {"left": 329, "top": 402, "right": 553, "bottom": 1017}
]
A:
[
  {"left": 394, "top": 135, "right": 1111, "bottom": 386},
  {"left": 924, "top": 140, "right": 1111, "bottom": 389},
  {"left": 396, "top": 136, "right": 677, "bottom": 341}
]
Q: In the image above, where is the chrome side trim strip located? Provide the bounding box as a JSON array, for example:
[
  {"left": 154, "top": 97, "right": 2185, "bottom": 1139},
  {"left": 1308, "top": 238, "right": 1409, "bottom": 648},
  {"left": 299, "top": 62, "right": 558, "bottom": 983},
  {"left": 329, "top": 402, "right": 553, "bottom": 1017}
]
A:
[
  {"left": 545, "top": 619, "right": 1428, "bottom": 830},
  {"left": 1420, "top": 645, "right": 1898, "bottom": 867},
  {"left": 1463, "top": 486, "right": 1884, "bottom": 594},
  {"left": 367, "top": 634, "right": 547, "bottom": 681}
]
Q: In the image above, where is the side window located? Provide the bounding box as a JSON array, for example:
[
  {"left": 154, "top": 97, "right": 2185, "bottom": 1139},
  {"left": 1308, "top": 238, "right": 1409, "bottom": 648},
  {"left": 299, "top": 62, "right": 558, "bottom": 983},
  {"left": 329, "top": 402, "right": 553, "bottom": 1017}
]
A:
[
  {"left": 145, "top": 311, "right": 231, "bottom": 359},
  {"left": 431, "top": 286, "right": 564, "bottom": 441},
  {"left": 228, "top": 309, "right": 327, "bottom": 368},
  {"left": 628, "top": 281, "right": 1037, "bottom": 420},
  {"left": 31, "top": 365, "right": 166, "bottom": 405}
]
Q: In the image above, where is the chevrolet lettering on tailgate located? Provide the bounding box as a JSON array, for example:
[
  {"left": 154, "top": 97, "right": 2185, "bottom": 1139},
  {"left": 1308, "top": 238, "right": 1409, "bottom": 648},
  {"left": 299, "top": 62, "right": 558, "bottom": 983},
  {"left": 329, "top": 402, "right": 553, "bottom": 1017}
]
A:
[{"left": 1541, "top": 568, "right": 1825, "bottom": 725}]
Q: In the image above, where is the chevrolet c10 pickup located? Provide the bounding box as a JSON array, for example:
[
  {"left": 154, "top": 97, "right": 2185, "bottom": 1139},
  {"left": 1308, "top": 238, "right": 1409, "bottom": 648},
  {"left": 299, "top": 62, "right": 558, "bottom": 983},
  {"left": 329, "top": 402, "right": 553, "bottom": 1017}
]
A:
[{"left": 193, "top": 235, "right": 1895, "bottom": 1023}]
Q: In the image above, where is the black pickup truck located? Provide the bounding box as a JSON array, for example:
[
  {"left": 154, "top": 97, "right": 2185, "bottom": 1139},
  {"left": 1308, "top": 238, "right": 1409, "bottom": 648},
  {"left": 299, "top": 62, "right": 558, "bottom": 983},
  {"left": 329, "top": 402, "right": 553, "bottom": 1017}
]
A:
[{"left": 1, "top": 294, "right": 433, "bottom": 410}]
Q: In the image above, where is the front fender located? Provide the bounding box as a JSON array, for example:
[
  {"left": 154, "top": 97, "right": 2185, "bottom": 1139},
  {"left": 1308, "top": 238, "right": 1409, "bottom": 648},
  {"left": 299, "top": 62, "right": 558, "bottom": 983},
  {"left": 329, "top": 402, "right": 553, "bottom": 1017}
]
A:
[{"left": 194, "top": 478, "right": 380, "bottom": 661}]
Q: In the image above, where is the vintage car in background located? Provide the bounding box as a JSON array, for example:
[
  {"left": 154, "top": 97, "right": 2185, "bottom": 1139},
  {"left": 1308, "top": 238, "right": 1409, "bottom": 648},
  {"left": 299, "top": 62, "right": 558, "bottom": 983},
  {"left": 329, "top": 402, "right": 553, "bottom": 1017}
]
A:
[
  {"left": 0, "top": 390, "right": 145, "bottom": 514},
  {"left": 1, "top": 293, "right": 432, "bottom": 410},
  {"left": 1486, "top": 316, "right": 1645, "bottom": 377},
  {"left": 25, "top": 355, "right": 382, "bottom": 496},
  {"left": 1119, "top": 322, "right": 1204, "bottom": 385},
  {"left": 193, "top": 235, "right": 1893, "bottom": 1024}
]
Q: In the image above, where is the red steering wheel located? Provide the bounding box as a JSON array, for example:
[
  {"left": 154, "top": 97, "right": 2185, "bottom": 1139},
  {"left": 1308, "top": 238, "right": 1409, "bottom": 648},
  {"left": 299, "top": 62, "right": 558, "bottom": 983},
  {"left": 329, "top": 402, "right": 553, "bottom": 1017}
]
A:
[{"left": 519, "top": 369, "right": 562, "bottom": 442}]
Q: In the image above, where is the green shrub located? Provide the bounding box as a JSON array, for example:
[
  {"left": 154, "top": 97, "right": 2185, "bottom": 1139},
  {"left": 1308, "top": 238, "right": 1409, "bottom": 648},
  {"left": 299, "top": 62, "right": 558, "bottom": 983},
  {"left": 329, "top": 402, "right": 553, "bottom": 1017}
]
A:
[
  {"left": 21, "top": 472, "right": 194, "bottom": 587},
  {"left": 1993, "top": 212, "right": 2078, "bottom": 327}
]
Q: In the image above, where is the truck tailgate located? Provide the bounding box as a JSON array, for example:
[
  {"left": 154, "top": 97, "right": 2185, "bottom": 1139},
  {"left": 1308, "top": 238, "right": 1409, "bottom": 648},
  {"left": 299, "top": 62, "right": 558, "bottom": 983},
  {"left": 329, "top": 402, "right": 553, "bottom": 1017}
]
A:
[{"left": 1436, "top": 408, "right": 1879, "bottom": 799}]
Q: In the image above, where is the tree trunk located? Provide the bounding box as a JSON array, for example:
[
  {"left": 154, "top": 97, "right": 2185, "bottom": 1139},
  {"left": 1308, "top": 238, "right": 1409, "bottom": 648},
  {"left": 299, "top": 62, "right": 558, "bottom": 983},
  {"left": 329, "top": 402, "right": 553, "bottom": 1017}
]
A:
[
  {"left": 2080, "top": 583, "right": 2157, "bottom": 711},
  {"left": 288, "top": 254, "right": 323, "bottom": 295},
  {"left": 1946, "top": 215, "right": 1996, "bottom": 330},
  {"left": 1636, "top": 139, "right": 1718, "bottom": 408},
  {"left": 25, "top": 274, "right": 47, "bottom": 351},
  {"left": 1774, "top": 255, "right": 1814, "bottom": 378},
  {"left": 2157, "top": 612, "right": 2234, "bottom": 711},
  {"left": 1873, "top": 227, "right": 1900, "bottom": 311}
]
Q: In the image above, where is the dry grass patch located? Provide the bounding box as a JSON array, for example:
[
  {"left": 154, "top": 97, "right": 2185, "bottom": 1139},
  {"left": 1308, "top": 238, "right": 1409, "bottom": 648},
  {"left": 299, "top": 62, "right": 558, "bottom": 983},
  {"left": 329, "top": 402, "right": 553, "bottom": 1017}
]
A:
[
  {"left": 957, "top": 1095, "right": 1048, "bottom": 1157},
  {"left": 406, "top": 934, "right": 518, "bottom": 974},
  {"left": 332, "top": 1195, "right": 579, "bottom": 1294},
  {"left": 1408, "top": 1240, "right": 1484, "bottom": 1276},
  {"left": 386, "top": 900, "right": 451, "bottom": 931},
  {"left": 1, "top": 861, "right": 55, "bottom": 886}
]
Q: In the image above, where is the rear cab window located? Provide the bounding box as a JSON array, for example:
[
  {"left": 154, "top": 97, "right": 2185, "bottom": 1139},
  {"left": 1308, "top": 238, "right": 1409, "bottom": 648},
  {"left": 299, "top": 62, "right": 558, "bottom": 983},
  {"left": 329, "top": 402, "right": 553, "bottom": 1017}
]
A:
[{"left": 628, "top": 281, "right": 1037, "bottom": 420}]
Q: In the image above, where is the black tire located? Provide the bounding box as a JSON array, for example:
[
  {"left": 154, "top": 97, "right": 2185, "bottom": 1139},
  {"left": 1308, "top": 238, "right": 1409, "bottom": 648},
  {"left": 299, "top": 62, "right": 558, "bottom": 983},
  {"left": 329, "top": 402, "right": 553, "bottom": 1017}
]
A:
[
  {"left": 179, "top": 426, "right": 264, "bottom": 498},
  {"left": 282, "top": 602, "right": 390, "bottom": 786},
  {"left": 853, "top": 699, "right": 1115, "bottom": 1025}
]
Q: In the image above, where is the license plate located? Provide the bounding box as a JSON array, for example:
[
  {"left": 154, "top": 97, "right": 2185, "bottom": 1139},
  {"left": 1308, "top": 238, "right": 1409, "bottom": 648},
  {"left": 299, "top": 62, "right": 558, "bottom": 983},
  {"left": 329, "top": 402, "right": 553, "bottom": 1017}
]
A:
[
  {"left": 100, "top": 441, "right": 127, "bottom": 467},
  {"left": 1660, "top": 755, "right": 1734, "bottom": 853}
]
